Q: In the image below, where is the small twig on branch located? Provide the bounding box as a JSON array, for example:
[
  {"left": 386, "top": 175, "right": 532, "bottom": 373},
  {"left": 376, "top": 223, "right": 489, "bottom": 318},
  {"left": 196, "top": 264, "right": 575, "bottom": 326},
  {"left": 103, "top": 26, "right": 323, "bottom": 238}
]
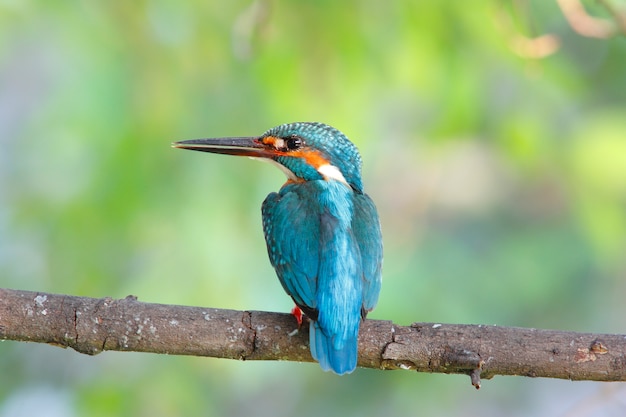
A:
[{"left": 1, "top": 288, "right": 625, "bottom": 388}]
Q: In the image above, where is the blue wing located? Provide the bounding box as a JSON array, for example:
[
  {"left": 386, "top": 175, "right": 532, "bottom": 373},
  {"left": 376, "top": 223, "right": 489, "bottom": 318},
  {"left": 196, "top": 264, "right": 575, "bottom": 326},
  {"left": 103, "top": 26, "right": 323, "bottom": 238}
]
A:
[
  {"left": 262, "top": 184, "right": 321, "bottom": 311},
  {"left": 352, "top": 192, "right": 383, "bottom": 314}
]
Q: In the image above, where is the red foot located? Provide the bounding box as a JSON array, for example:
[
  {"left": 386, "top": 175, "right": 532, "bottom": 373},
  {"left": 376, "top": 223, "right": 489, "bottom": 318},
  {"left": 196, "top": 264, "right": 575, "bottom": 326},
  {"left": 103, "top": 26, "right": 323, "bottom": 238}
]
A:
[{"left": 291, "top": 306, "right": 303, "bottom": 328}]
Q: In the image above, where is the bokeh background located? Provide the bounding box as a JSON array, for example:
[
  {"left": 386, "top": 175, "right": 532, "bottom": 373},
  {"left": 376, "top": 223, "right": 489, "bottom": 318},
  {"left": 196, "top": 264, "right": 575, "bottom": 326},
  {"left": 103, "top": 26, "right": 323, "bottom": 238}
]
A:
[{"left": 1, "top": 1, "right": 626, "bottom": 416}]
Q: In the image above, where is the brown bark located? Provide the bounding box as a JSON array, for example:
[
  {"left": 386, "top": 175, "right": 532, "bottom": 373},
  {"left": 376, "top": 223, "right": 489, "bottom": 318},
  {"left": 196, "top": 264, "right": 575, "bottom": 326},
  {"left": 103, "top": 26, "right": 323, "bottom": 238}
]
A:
[{"left": 1, "top": 288, "right": 625, "bottom": 388}]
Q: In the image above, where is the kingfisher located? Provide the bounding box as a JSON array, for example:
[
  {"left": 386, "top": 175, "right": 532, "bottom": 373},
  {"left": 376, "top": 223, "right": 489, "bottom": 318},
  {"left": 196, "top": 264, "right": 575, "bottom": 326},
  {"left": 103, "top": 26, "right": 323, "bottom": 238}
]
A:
[{"left": 174, "top": 122, "right": 383, "bottom": 375}]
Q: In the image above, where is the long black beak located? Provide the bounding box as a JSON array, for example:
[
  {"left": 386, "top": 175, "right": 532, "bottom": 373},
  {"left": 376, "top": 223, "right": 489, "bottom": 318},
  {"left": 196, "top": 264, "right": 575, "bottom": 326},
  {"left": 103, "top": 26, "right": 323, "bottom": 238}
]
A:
[{"left": 173, "top": 137, "right": 274, "bottom": 158}]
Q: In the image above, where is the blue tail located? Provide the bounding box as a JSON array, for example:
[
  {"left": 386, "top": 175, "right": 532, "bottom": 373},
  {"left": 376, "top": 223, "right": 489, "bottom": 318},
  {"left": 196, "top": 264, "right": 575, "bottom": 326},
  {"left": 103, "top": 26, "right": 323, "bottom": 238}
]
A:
[{"left": 309, "top": 321, "right": 358, "bottom": 375}]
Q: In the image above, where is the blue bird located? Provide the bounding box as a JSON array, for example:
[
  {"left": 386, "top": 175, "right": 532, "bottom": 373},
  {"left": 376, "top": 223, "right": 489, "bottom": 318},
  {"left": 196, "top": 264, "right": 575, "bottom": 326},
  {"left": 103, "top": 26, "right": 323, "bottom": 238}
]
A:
[{"left": 174, "top": 122, "right": 383, "bottom": 375}]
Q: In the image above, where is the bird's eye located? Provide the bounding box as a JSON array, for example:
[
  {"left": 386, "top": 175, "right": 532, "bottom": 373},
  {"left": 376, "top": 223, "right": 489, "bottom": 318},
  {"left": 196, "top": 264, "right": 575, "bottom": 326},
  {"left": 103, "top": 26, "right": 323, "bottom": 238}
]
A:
[{"left": 285, "top": 136, "right": 303, "bottom": 150}]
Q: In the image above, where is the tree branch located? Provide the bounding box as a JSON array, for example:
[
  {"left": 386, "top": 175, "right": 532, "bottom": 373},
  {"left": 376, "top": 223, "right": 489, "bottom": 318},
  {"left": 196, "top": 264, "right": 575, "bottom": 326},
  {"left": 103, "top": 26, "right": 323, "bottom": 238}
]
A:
[{"left": 1, "top": 288, "right": 625, "bottom": 388}]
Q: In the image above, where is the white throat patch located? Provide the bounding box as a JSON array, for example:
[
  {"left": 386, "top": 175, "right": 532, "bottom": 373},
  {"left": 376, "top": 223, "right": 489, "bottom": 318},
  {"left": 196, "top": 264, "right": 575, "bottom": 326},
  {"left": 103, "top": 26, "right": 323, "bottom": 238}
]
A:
[{"left": 317, "top": 164, "right": 349, "bottom": 186}]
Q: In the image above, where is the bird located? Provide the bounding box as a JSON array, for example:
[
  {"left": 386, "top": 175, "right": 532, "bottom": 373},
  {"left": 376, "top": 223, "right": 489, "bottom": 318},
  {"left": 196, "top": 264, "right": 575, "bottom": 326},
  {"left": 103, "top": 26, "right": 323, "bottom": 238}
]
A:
[{"left": 173, "top": 122, "right": 383, "bottom": 375}]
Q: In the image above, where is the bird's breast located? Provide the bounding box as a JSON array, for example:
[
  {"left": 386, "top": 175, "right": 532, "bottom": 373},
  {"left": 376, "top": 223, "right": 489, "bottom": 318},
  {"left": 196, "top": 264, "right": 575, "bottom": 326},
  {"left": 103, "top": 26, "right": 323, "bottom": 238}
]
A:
[{"left": 281, "top": 180, "right": 355, "bottom": 228}]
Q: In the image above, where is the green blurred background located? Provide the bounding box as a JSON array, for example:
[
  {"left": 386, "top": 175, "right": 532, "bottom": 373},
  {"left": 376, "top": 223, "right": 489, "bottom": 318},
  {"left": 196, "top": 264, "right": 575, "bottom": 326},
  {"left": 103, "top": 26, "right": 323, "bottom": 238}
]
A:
[{"left": 1, "top": 1, "right": 626, "bottom": 416}]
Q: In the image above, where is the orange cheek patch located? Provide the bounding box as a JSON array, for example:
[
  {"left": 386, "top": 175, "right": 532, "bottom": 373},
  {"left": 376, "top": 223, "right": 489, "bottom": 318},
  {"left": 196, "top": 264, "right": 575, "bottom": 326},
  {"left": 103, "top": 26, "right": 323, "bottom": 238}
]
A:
[{"left": 291, "top": 149, "right": 329, "bottom": 169}]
